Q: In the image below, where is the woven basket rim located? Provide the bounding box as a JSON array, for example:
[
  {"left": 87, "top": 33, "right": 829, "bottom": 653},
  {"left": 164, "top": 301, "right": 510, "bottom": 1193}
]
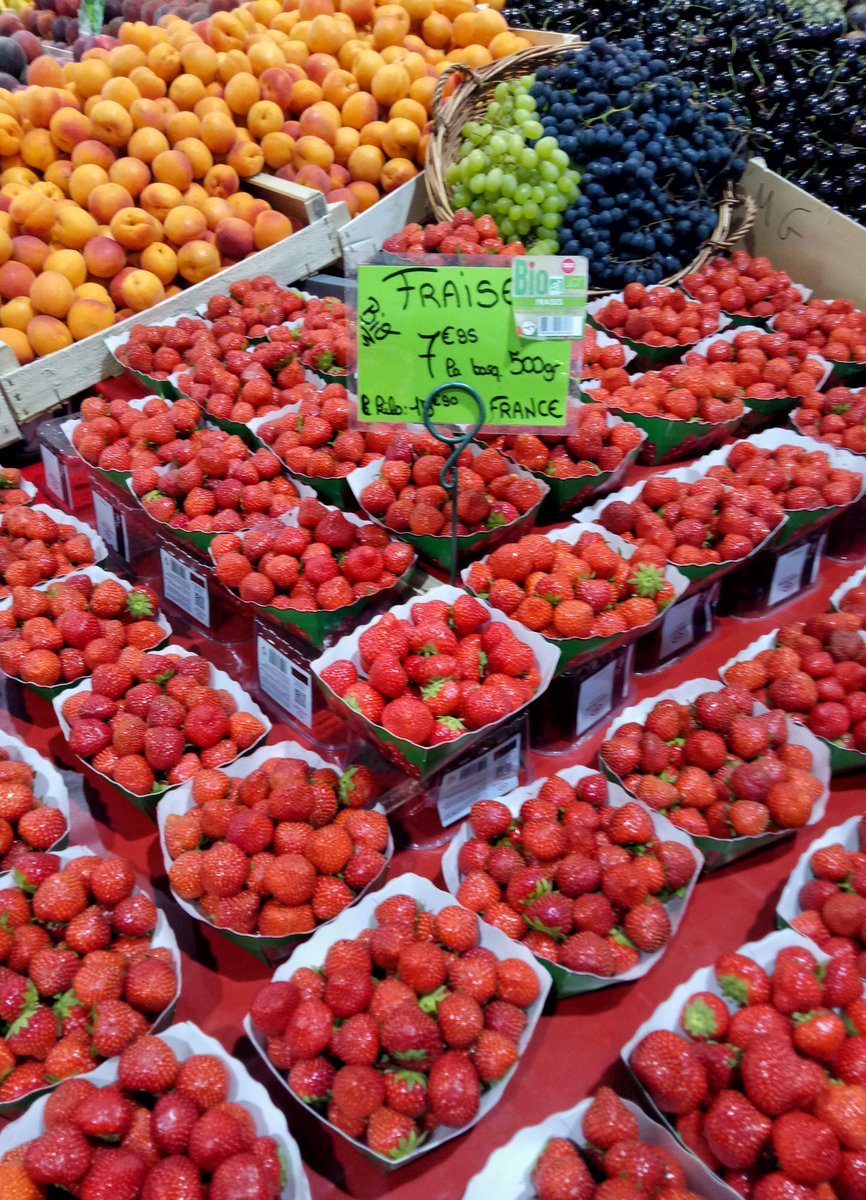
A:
[{"left": 424, "top": 43, "right": 755, "bottom": 297}]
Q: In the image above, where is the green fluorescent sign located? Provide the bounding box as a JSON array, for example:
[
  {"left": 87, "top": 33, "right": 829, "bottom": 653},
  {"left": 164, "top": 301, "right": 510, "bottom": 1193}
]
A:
[{"left": 355, "top": 264, "right": 571, "bottom": 427}]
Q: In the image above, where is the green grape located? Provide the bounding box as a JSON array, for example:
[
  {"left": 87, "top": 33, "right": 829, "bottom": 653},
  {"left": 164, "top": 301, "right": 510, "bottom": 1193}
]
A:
[
  {"left": 500, "top": 173, "right": 517, "bottom": 197},
  {"left": 513, "top": 183, "right": 532, "bottom": 204},
  {"left": 530, "top": 185, "right": 546, "bottom": 203},
  {"left": 494, "top": 196, "right": 511, "bottom": 215},
  {"left": 535, "top": 136, "right": 558, "bottom": 159},
  {"left": 540, "top": 212, "right": 561, "bottom": 230},
  {"left": 551, "top": 148, "right": 569, "bottom": 168},
  {"left": 519, "top": 148, "right": 537, "bottom": 170},
  {"left": 445, "top": 163, "right": 461, "bottom": 186},
  {"left": 485, "top": 167, "right": 503, "bottom": 192},
  {"left": 521, "top": 201, "right": 540, "bottom": 221},
  {"left": 539, "top": 161, "right": 559, "bottom": 182},
  {"left": 514, "top": 94, "right": 534, "bottom": 112},
  {"left": 469, "top": 174, "right": 486, "bottom": 194}
]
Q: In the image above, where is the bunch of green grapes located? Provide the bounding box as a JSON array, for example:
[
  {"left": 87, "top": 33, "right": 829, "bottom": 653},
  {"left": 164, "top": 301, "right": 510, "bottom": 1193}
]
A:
[{"left": 445, "top": 76, "right": 581, "bottom": 254}]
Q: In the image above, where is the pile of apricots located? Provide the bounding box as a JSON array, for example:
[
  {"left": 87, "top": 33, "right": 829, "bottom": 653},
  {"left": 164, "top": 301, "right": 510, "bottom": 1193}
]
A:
[{"left": 0, "top": 0, "right": 526, "bottom": 366}]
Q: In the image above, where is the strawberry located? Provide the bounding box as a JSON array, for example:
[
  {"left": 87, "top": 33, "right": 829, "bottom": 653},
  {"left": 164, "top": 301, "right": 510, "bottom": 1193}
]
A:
[
  {"left": 175, "top": 1053, "right": 230, "bottom": 1111},
  {"left": 117, "top": 1036, "right": 179, "bottom": 1094},
  {"left": 629, "top": 1030, "right": 708, "bottom": 1114},
  {"left": 680, "top": 991, "right": 730, "bottom": 1041},
  {"left": 773, "top": 1111, "right": 841, "bottom": 1184},
  {"left": 365, "top": 1107, "right": 421, "bottom": 1159},
  {"left": 79, "top": 1146, "right": 147, "bottom": 1200},
  {"left": 583, "top": 1087, "right": 639, "bottom": 1150},
  {"left": 209, "top": 1153, "right": 271, "bottom": 1200},
  {"left": 23, "top": 1124, "right": 93, "bottom": 1187},
  {"left": 715, "top": 952, "right": 772, "bottom": 1005},
  {"left": 427, "top": 1050, "right": 480, "bottom": 1127},
  {"left": 703, "top": 1089, "right": 772, "bottom": 1169}
]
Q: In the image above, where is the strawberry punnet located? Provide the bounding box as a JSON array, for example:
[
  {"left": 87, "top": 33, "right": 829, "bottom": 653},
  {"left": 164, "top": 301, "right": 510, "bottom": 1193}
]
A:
[
  {"left": 489, "top": 403, "right": 644, "bottom": 482},
  {"left": 704, "top": 440, "right": 861, "bottom": 513},
  {"left": 0, "top": 466, "right": 31, "bottom": 513},
  {"left": 0, "top": 506, "right": 97, "bottom": 600},
  {"left": 0, "top": 742, "right": 67, "bottom": 870},
  {"left": 594, "top": 283, "right": 724, "bottom": 350},
  {"left": 683, "top": 252, "right": 806, "bottom": 320},
  {"left": 71, "top": 394, "right": 201, "bottom": 478},
  {"left": 786, "top": 818, "right": 866, "bottom": 970},
  {"left": 794, "top": 387, "right": 866, "bottom": 455}
]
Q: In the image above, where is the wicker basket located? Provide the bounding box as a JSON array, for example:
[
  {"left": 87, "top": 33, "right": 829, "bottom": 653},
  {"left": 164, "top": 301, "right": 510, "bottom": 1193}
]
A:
[{"left": 425, "top": 44, "right": 756, "bottom": 297}]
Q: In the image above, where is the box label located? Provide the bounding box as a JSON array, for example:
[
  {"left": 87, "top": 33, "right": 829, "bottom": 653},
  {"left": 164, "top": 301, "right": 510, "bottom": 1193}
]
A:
[
  {"left": 256, "top": 634, "right": 313, "bottom": 729},
  {"left": 436, "top": 732, "right": 522, "bottom": 827},
  {"left": 576, "top": 659, "right": 617, "bottom": 737},
  {"left": 160, "top": 547, "right": 210, "bottom": 626},
  {"left": 511, "top": 254, "right": 587, "bottom": 341},
  {"left": 356, "top": 264, "right": 570, "bottom": 428},
  {"left": 768, "top": 542, "right": 810, "bottom": 608},
  {"left": 659, "top": 594, "right": 702, "bottom": 660},
  {"left": 40, "top": 446, "right": 69, "bottom": 508},
  {"left": 92, "top": 489, "right": 128, "bottom": 559}
]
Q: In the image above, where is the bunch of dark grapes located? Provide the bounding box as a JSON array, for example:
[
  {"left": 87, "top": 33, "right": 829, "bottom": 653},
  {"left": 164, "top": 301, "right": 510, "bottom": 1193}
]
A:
[
  {"left": 531, "top": 39, "right": 745, "bottom": 290},
  {"left": 505, "top": 0, "right": 866, "bottom": 224}
]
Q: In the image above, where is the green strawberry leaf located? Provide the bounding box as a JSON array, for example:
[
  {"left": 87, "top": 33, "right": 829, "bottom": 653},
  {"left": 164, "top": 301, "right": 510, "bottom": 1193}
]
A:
[
  {"left": 142, "top": 490, "right": 164, "bottom": 503},
  {"left": 628, "top": 564, "right": 665, "bottom": 598},
  {"left": 12, "top": 869, "right": 37, "bottom": 894},
  {"left": 53, "top": 990, "right": 84, "bottom": 1022},
  {"left": 125, "top": 590, "right": 155, "bottom": 619},
  {"left": 486, "top": 512, "right": 508, "bottom": 529},
  {"left": 418, "top": 985, "right": 448, "bottom": 1015},
  {"left": 523, "top": 914, "right": 566, "bottom": 941},
  {"left": 387, "top": 1129, "right": 425, "bottom": 1160},
  {"left": 610, "top": 927, "right": 636, "bottom": 949},
  {"left": 7, "top": 983, "right": 41, "bottom": 1036},
  {"left": 276, "top": 1146, "right": 289, "bottom": 1189}
]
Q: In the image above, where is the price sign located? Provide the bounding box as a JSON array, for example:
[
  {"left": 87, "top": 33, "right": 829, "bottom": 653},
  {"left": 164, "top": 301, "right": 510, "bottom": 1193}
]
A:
[
  {"left": 160, "top": 547, "right": 210, "bottom": 627},
  {"left": 256, "top": 634, "right": 314, "bottom": 729},
  {"left": 356, "top": 264, "right": 571, "bottom": 428},
  {"left": 435, "top": 732, "right": 522, "bottom": 827}
]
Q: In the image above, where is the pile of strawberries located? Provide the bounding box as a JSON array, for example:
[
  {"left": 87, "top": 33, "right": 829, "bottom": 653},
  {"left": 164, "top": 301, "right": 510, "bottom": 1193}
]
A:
[
  {"left": 582, "top": 327, "right": 631, "bottom": 379},
  {"left": 319, "top": 595, "right": 542, "bottom": 747},
  {"left": 489, "top": 405, "right": 644, "bottom": 481},
  {"left": 682, "top": 252, "right": 805, "bottom": 318},
  {"left": 202, "top": 275, "right": 307, "bottom": 338},
  {"left": 0, "top": 507, "right": 97, "bottom": 598},
  {"left": 0, "top": 575, "right": 166, "bottom": 689},
  {"left": 211, "top": 497, "right": 414, "bottom": 613},
  {"left": 291, "top": 295, "right": 355, "bottom": 379},
  {"left": 704, "top": 441, "right": 862, "bottom": 511},
  {"left": 117, "top": 316, "right": 217, "bottom": 383},
  {"left": 725, "top": 611, "right": 866, "bottom": 750},
  {"left": 597, "top": 474, "right": 784, "bottom": 568},
  {"left": 630, "top": 941, "right": 866, "bottom": 1194},
  {"left": 175, "top": 337, "right": 307, "bottom": 426},
  {"left": 594, "top": 284, "right": 723, "bottom": 348},
  {"left": 793, "top": 387, "right": 866, "bottom": 454},
  {"left": 61, "top": 649, "right": 267, "bottom": 797},
  {"left": 0, "top": 1037, "right": 284, "bottom": 1199},
  {"left": 682, "top": 327, "right": 828, "bottom": 401},
  {"left": 775, "top": 298, "right": 866, "bottom": 364},
  {"left": 0, "top": 851, "right": 178, "bottom": 1105},
  {"left": 358, "top": 438, "right": 544, "bottom": 538},
  {"left": 249, "top": 890, "right": 541, "bottom": 1159},
  {"left": 600, "top": 684, "right": 824, "bottom": 838},
  {"left": 455, "top": 773, "right": 697, "bottom": 976},
  {"left": 589, "top": 363, "right": 746, "bottom": 424},
  {"left": 530, "top": 1088, "right": 705, "bottom": 1200},
  {"left": 786, "top": 820, "right": 866, "bottom": 967},
  {"left": 165, "top": 755, "right": 385, "bottom": 938},
  {"left": 381, "top": 211, "right": 526, "bottom": 257},
  {"left": 255, "top": 383, "right": 387, "bottom": 481},
  {"left": 837, "top": 579, "right": 866, "bottom": 618},
  {"left": 131, "top": 433, "right": 299, "bottom": 535},
  {"left": 0, "top": 747, "right": 66, "bottom": 868},
  {"left": 71, "top": 395, "right": 201, "bottom": 477},
  {"left": 464, "top": 530, "right": 675, "bottom": 642},
  {"left": 0, "top": 467, "right": 30, "bottom": 512}
]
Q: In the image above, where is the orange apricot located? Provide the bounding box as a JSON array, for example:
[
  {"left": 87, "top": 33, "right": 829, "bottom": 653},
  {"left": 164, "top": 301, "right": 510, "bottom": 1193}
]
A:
[
  {"left": 67, "top": 298, "right": 115, "bottom": 341},
  {"left": 26, "top": 315, "right": 72, "bottom": 357}
]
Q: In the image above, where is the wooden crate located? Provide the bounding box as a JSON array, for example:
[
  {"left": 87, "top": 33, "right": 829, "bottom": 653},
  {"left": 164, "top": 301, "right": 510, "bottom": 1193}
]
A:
[
  {"left": 738, "top": 159, "right": 866, "bottom": 308},
  {"left": 0, "top": 181, "right": 344, "bottom": 437}
]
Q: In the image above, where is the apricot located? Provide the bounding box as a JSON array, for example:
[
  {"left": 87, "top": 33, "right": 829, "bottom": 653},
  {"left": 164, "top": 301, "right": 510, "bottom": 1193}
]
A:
[
  {"left": 28, "top": 56, "right": 64, "bottom": 88},
  {"left": 44, "top": 249, "right": 86, "bottom": 288},
  {"left": 52, "top": 205, "right": 99, "bottom": 251},
  {"left": 203, "top": 164, "right": 240, "bottom": 199},
  {"left": 44, "top": 161, "right": 74, "bottom": 195},
  {"left": 402, "top": 0, "right": 432, "bottom": 17},
  {"left": 226, "top": 192, "right": 269, "bottom": 224},
  {"left": 113, "top": 158, "right": 152, "bottom": 199},
  {"left": 110, "top": 207, "right": 160, "bottom": 251},
  {"left": 88, "top": 183, "right": 135, "bottom": 225},
  {"left": 168, "top": 72, "right": 206, "bottom": 111},
  {"left": 183, "top": 184, "right": 209, "bottom": 211},
  {"left": 295, "top": 135, "right": 335, "bottom": 171},
  {"left": 339, "top": 0, "right": 374, "bottom": 22},
  {"left": 227, "top": 140, "right": 264, "bottom": 178},
  {"left": 140, "top": 183, "right": 183, "bottom": 223},
  {"left": 331, "top": 126, "right": 358, "bottom": 165},
  {"left": 10, "top": 192, "right": 56, "bottom": 239},
  {"left": 128, "top": 129, "right": 169, "bottom": 165},
  {"left": 326, "top": 186, "right": 359, "bottom": 217},
  {"left": 247, "top": 40, "right": 285, "bottom": 75},
  {"left": 200, "top": 196, "right": 233, "bottom": 231},
  {"left": 351, "top": 50, "right": 384, "bottom": 91},
  {"left": 109, "top": 44, "right": 148, "bottom": 77},
  {"left": 166, "top": 111, "right": 201, "bottom": 145},
  {"left": 381, "top": 116, "right": 419, "bottom": 158},
  {"left": 28, "top": 270, "right": 73, "bottom": 320},
  {"left": 119, "top": 269, "right": 165, "bottom": 313},
  {"left": 246, "top": 100, "right": 282, "bottom": 140},
  {"left": 66, "top": 298, "right": 114, "bottom": 341},
  {"left": 152, "top": 150, "right": 193, "bottom": 191},
  {"left": 421, "top": 12, "right": 451, "bottom": 48},
  {"left": 88, "top": 100, "right": 133, "bottom": 148},
  {"left": 140, "top": 242, "right": 178, "bottom": 285},
  {"left": 359, "top": 121, "right": 387, "bottom": 148},
  {"left": 177, "top": 239, "right": 221, "bottom": 283},
  {"left": 223, "top": 72, "right": 260, "bottom": 116},
  {"left": 180, "top": 41, "right": 218, "bottom": 84},
  {"left": 83, "top": 236, "right": 126, "bottom": 279},
  {"left": 289, "top": 78, "right": 323, "bottom": 114},
  {"left": 341, "top": 90, "right": 377, "bottom": 130},
  {"left": 489, "top": 31, "right": 531, "bottom": 58},
  {"left": 74, "top": 58, "right": 112, "bottom": 99},
  {"left": 27, "top": 314, "right": 72, "bottom": 357},
  {"left": 101, "top": 77, "right": 141, "bottom": 112},
  {"left": 0, "top": 295, "right": 34, "bottom": 330},
  {"left": 295, "top": 163, "right": 331, "bottom": 193},
  {"left": 48, "top": 108, "right": 90, "bottom": 154},
  {"left": 9, "top": 236, "right": 46, "bottom": 277},
  {"left": 0, "top": 327, "right": 33, "bottom": 364},
  {"left": 251, "top": 209, "right": 292, "bottom": 250},
  {"left": 213, "top": 216, "right": 253, "bottom": 261},
  {"left": 164, "top": 205, "right": 207, "bottom": 245},
  {"left": 409, "top": 74, "right": 436, "bottom": 111},
  {"left": 130, "top": 98, "right": 168, "bottom": 133},
  {"left": 149, "top": 44, "right": 182, "bottom": 85},
  {"left": 19, "top": 129, "right": 56, "bottom": 174},
  {"left": 173, "top": 137, "right": 212, "bottom": 179},
  {"left": 0, "top": 227, "right": 11, "bottom": 268},
  {"left": 347, "top": 179, "right": 379, "bottom": 211},
  {"left": 381, "top": 156, "right": 416, "bottom": 191},
  {"left": 129, "top": 68, "right": 166, "bottom": 101}
]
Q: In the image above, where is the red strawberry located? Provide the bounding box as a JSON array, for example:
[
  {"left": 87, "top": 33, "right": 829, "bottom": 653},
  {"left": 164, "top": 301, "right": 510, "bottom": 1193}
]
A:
[
  {"left": 703, "top": 1089, "right": 772, "bottom": 1169},
  {"left": 680, "top": 992, "right": 730, "bottom": 1041},
  {"left": 583, "top": 1086, "right": 639, "bottom": 1150},
  {"left": 715, "top": 952, "right": 772, "bottom": 1005},
  {"left": 427, "top": 1050, "right": 480, "bottom": 1127},
  {"left": 629, "top": 1030, "right": 708, "bottom": 1114},
  {"left": 24, "top": 1123, "right": 93, "bottom": 1187},
  {"left": 365, "top": 1107, "right": 421, "bottom": 1159},
  {"left": 773, "top": 1111, "right": 841, "bottom": 1185}
]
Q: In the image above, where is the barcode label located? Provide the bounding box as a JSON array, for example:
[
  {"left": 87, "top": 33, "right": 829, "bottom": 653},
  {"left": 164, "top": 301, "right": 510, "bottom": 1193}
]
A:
[
  {"left": 659, "top": 594, "right": 700, "bottom": 660},
  {"left": 768, "top": 542, "right": 809, "bottom": 608},
  {"left": 92, "top": 489, "right": 127, "bottom": 558},
  {"left": 576, "top": 659, "right": 617, "bottom": 737},
  {"left": 256, "top": 634, "right": 313, "bottom": 727},
  {"left": 160, "top": 547, "right": 210, "bottom": 626},
  {"left": 537, "top": 315, "right": 583, "bottom": 338},
  {"left": 40, "top": 447, "right": 69, "bottom": 508},
  {"left": 436, "top": 732, "right": 521, "bottom": 827}
]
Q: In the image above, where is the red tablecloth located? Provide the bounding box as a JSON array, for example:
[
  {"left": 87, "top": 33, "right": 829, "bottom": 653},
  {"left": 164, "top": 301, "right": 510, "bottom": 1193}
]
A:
[{"left": 3, "top": 463, "right": 865, "bottom": 1200}]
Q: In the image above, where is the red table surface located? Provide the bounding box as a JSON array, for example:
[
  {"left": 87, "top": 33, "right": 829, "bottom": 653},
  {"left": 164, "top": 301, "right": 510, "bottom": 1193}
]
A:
[{"left": 3, "top": 462, "right": 866, "bottom": 1200}]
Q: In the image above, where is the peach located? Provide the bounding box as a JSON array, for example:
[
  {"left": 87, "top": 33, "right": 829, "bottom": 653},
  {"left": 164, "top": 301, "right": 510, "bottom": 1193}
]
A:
[
  {"left": 200, "top": 196, "right": 234, "bottom": 231},
  {"left": 66, "top": 298, "right": 115, "bottom": 341},
  {"left": 109, "top": 267, "right": 134, "bottom": 309},
  {"left": 11, "top": 236, "right": 49, "bottom": 274},
  {"left": 140, "top": 182, "right": 184, "bottom": 223},
  {"left": 304, "top": 52, "right": 340, "bottom": 84},
  {"left": 347, "top": 180, "right": 379, "bottom": 212},
  {"left": 214, "top": 216, "right": 254, "bottom": 260},
  {"left": 333, "top": 125, "right": 360, "bottom": 165},
  {"left": 52, "top": 205, "right": 99, "bottom": 250},
  {"left": 48, "top": 108, "right": 91, "bottom": 154},
  {"left": 119, "top": 268, "right": 165, "bottom": 313},
  {"left": 295, "top": 163, "right": 331, "bottom": 193},
  {"left": 69, "top": 164, "right": 109, "bottom": 209},
  {"left": 88, "top": 100, "right": 134, "bottom": 148},
  {"left": 88, "top": 183, "right": 135, "bottom": 225},
  {"left": 341, "top": 91, "right": 377, "bottom": 130},
  {"left": 173, "top": 137, "right": 212, "bottom": 179},
  {"left": 130, "top": 98, "right": 168, "bottom": 132},
  {"left": 71, "top": 139, "right": 115, "bottom": 170},
  {"left": 261, "top": 131, "right": 295, "bottom": 169},
  {"left": 152, "top": 150, "right": 193, "bottom": 192},
  {"left": 110, "top": 207, "right": 160, "bottom": 251},
  {"left": 0, "top": 296, "right": 34, "bottom": 331},
  {"left": 163, "top": 204, "right": 207, "bottom": 245},
  {"left": 227, "top": 140, "right": 264, "bottom": 178},
  {"left": 282, "top": 119, "right": 301, "bottom": 140},
  {"left": 247, "top": 100, "right": 283, "bottom": 139},
  {"left": 299, "top": 100, "right": 341, "bottom": 142},
  {"left": 258, "top": 67, "right": 296, "bottom": 110},
  {"left": 0, "top": 327, "right": 33, "bottom": 364},
  {"left": 29, "top": 270, "right": 74, "bottom": 320},
  {"left": 140, "top": 241, "right": 178, "bottom": 285},
  {"left": 203, "top": 164, "right": 239, "bottom": 199},
  {"left": 326, "top": 186, "right": 359, "bottom": 217},
  {"left": 380, "top": 156, "right": 416, "bottom": 191},
  {"left": 83, "top": 235, "right": 126, "bottom": 278},
  {"left": 252, "top": 209, "right": 293, "bottom": 250},
  {"left": 44, "top": 249, "right": 86, "bottom": 288},
  {"left": 177, "top": 239, "right": 221, "bottom": 283},
  {"left": 27, "top": 315, "right": 72, "bottom": 357},
  {"left": 128, "top": 128, "right": 169, "bottom": 164}
]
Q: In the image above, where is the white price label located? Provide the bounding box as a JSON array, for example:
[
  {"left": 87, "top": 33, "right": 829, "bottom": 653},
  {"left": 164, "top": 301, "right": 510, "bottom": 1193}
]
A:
[
  {"left": 160, "top": 547, "right": 210, "bottom": 626},
  {"left": 256, "top": 634, "right": 313, "bottom": 728},
  {"left": 92, "top": 489, "right": 127, "bottom": 558},
  {"left": 768, "top": 542, "right": 809, "bottom": 608},
  {"left": 40, "top": 446, "right": 68, "bottom": 507},
  {"left": 576, "top": 658, "right": 617, "bottom": 737},
  {"left": 659, "top": 595, "right": 700, "bottom": 660},
  {"left": 436, "top": 732, "right": 522, "bottom": 828}
]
